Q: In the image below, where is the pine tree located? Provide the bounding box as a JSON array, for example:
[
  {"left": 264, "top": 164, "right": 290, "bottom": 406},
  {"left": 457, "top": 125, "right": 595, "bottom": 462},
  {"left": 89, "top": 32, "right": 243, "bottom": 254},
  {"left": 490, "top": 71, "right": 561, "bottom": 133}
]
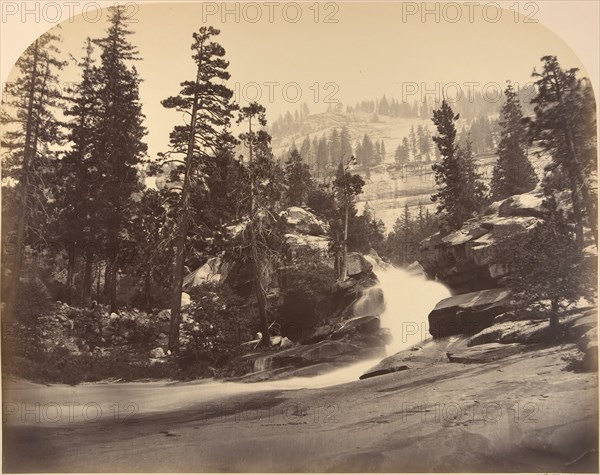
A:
[
  {"left": 431, "top": 100, "right": 485, "bottom": 230},
  {"left": 332, "top": 161, "right": 364, "bottom": 280},
  {"left": 510, "top": 193, "right": 595, "bottom": 334},
  {"left": 92, "top": 6, "right": 147, "bottom": 312},
  {"left": 395, "top": 138, "right": 410, "bottom": 165},
  {"left": 418, "top": 125, "right": 431, "bottom": 161},
  {"left": 340, "top": 126, "right": 353, "bottom": 157},
  {"left": 409, "top": 125, "right": 418, "bottom": 160},
  {"left": 2, "top": 31, "right": 65, "bottom": 318},
  {"left": 529, "top": 55, "right": 597, "bottom": 247},
  {"left": 490, "top": 82, "right": 537, "bottom": 200},
  {"left": 158, "top": 26, "right": 235, "bottom": 352},
  {"left": 56, "top": 38, "right": 101, "bottom": 305},
  {"left": 361, "top": 134, "right": 375, "bottom": 167},
  {"left": 238, "top": 103, "right": 286, "bottom": 347},
  {"left": 285, "top": 149, "right": 313, "bottom": 206},
  {"left": 329, "top": 128, "right": 342, "bottom": 167}
]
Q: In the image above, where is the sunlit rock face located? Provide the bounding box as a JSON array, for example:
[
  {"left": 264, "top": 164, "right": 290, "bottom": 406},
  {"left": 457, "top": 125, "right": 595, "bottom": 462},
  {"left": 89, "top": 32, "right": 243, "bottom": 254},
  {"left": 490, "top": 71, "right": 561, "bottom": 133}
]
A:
[{"left": 418, "top": 190, "right": 545, "bottom": 294}]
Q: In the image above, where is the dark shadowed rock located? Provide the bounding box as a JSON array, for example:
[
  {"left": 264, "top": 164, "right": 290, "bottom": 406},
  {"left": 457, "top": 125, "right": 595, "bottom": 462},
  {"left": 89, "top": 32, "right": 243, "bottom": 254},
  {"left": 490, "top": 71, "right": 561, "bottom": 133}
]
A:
[{"left": 428, "top": 288, "right": 512, "bottom": 338}]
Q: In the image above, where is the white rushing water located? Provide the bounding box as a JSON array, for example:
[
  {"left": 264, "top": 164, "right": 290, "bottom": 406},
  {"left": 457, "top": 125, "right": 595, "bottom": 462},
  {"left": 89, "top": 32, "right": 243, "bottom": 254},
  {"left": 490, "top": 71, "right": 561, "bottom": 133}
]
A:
[
  {"left": 368, "top": 259, "right": 451, "bottom": 354},
  {"left": 255, "top": 258, "right": 451, "bottom": 390}
]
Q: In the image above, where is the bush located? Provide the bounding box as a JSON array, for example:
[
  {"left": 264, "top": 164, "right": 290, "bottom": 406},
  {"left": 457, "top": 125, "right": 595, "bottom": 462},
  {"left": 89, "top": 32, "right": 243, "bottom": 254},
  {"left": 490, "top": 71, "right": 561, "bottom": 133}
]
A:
[
  {"left": 279, "top": 259, "right": 336, "bottom": 340},
  {"left": 183, "top": 284, "right": 255, "bottom": 365},
  {"left": 16, "top": 278, "right": 52, "bottom": 322}
]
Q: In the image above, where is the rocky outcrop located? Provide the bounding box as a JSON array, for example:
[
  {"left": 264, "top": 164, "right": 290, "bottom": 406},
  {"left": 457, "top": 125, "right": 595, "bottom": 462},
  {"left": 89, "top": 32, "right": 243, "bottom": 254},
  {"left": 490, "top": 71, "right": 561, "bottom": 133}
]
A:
[
  {"left": 468, "top": 306, "right": 598, "bottom": 355},
  {"left": 183, "top": 256, "right": 235, "bottom": 289},
  {"left": 346, "top": 252, "right": 373, "bottom": 276},
  {"left": 281, "top": 206, "right": 329, "bottom": 236},
  {"left": 419, "top": 191, "right": 543, "bottom": 293},
  {"left": 184, "top": 207, "right": 332, "bottom": 292},
  {"left": 245, "top": 339, "right": 383, "bottom": 375},
  {"left": 428, "top": 288, "right": 512, "bottom": 338}
]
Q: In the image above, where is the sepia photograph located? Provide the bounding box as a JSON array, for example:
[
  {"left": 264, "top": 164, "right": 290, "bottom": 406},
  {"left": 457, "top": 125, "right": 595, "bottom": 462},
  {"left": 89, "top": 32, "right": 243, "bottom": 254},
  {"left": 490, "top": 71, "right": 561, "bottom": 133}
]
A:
[{"left": 1, "top": 1, "right": 598, "bottom": 472}]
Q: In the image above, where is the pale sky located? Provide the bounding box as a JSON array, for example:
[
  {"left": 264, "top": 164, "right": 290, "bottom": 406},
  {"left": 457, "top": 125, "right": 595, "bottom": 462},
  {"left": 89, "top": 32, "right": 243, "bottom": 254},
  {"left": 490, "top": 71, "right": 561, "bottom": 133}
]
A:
[{"left": 2, "top": 1, "right": 596, "bottom": 160}]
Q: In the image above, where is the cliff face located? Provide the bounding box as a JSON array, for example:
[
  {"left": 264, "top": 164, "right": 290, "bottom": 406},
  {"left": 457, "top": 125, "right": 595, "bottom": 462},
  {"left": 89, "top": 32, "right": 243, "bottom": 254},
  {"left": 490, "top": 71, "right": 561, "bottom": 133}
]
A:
[
  {"left": 416, "top": 190, "right": 547, "bottom": 338},
  {"left": 418, "top": 190, "right": 544, "bottom": 295}
]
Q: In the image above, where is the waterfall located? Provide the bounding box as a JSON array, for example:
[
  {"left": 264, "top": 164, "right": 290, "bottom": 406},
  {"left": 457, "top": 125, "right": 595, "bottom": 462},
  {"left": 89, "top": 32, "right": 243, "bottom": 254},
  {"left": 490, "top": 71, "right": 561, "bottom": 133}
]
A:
[{"left": 366, "top": 257, "right": 451, "bottom": 353}]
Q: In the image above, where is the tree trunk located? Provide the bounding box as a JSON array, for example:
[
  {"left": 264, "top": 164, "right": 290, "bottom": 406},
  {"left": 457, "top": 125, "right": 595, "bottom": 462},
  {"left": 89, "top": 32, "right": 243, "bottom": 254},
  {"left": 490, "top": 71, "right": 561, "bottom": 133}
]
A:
[
  {"left": 5, "top": 39, "right": 40, "bottom": 321},
  {"left": 144, "top": 273, "right": 152, "bottom": 313},
  {"left": 82, "top": 252, "right": 94, "bottom": 308},
  {"left": 251, "top": 228, "right": 271, "bottom": 348},
  {"left": 549, "top": 297, "right": 560, "bottom": 335},
  {"left": 168, "top": 218, "right": 189, "bottom": 354},
  {"left": 561, "top": 163, "right": 585, "bottom": 248},
  {"left": 563, "top": 126, "right": 597, "bottom": 246},
  {"left": 340, "top": 203, "right": 349, "bottom": 281},
  {"left": 103, "top": 259, "right": 112, "bottom": 301},
  {"left": 95, "top": 261, "right": 101, "bottom": 303},
  {"left": 167, "top": 48, "right": 205, "bottom": 353},
  {"left": 108, "top": 252, "right": 118, "bottom": 313},
  {"left": 65, "top": 243, "right": 76, "bottom": 304}
]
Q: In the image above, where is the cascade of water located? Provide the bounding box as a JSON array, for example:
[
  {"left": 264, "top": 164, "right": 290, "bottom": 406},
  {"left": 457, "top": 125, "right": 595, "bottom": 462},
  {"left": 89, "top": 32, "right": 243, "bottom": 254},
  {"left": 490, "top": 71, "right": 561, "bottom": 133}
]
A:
[{"left": 366, "top": 257, "right": 451, "bottom": 353}]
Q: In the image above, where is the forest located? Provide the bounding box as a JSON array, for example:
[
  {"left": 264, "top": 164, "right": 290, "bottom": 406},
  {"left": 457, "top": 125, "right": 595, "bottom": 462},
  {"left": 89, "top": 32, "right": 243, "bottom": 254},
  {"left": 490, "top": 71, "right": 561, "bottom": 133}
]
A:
[{"left": 1, "top": 6, "right": 597, "bottom": 383}]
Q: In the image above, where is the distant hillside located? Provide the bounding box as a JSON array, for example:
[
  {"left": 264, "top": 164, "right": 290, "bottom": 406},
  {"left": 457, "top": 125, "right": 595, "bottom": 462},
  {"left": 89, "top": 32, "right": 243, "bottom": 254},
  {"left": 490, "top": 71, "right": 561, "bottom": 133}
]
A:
[
  {"left": 268, "top": 106, "right": 504, "bottom": 232},
  {"left": 271, "top": 110, "right": 441, "bottom": 164}
]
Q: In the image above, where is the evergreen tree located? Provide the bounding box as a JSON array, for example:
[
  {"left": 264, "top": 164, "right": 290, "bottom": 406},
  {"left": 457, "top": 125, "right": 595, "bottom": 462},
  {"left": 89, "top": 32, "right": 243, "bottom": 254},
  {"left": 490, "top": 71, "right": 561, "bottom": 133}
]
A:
[
  {"left": 340, "top": 126, "right": 353, "bottom": 157},
  {"left": 529, "top": 55, "right": 597, "bottom": 246},
  {"left": 490, "top": 82, "right": 537, "bottom": 200},
  {"left": 2, "top": 31, "right": 65, "bottom": 318},
  {"left": 329, "top": 128, "right": 342, "bottom": 167},
  {"left": 92, "top": 6, "right": 147, "bottom": 312},
  {"left": 361, "top": 134, "right": 375, "bottom": 167},
  {"left": 158, "top": 26, "right": 235, "bottom": 352},
  {"left": 354, "top": 138, "right": 363, "bottom": 166},
  {"left": 56, "top": 38, "right": 100, "bottom": 306},
  {"left": 510, "top": 193, "right": 595, "bottom": 334},
  {"left": 332, "top": 160, "right": 364, "bottom": 280},
  {"left": 418, "top": 125, "right": 432, "bottom": 161},
  {"left": 395, "top": 138, "right": 410, "bottom": 165},
  {"left": 237, "top": 103, "right": 286, "bottom": 347},
  {"left": 285, "top": 149, "right": 313, "bottom": 206},
  {"left": 431, "top": 100, "right": 485, "bottom": 230},
  {"left": 409, "top": 125, "right": 418, "bottom": 160}
]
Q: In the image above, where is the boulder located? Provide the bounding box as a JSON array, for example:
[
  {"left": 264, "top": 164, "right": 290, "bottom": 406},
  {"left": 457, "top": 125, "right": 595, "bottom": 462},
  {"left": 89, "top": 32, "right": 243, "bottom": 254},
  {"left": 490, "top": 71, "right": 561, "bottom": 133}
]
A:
[
  {"left": 180, "top": 292, "right": 191, "bottom": 309},
  {"left": 149, "top": 347, "right": 165, "bottom": 358},
  {"left": 285, "top": 233, "right": 330, "bottom": 254},
  {"left": 279, "top": 336, "right": 293, "bottom": 349},
  {"left": 497, "top": 191, "right": 544, "bottom": 218},
  {"left": 300, "top": 324, "right": 334, "bottom": 344},
  {"left": 183, "top": 256, "right": 235, "bottom": 290},
  {"left": 268, "top": 340, "right": 362, "bottom": 367},
  {"left": 428, "top": 288, "right": 512, "bottom": 338},
  {"left": 281, "top": 206, "right": 329, "bottom": 236},
  {"left": 156, "top": 332, "right": 169, "bottom": 346},
  {"left": 346, "top": 252, "right": 373, "bottom": 276},
  {"left": 331, "top": 315, "right": 380, "bottom": 340},
  {"left": 419, "top": 191, "right": 543, "bottom": 293},
  {"left": 157, "top": 309, "right": 171, "bottom": 321}
]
